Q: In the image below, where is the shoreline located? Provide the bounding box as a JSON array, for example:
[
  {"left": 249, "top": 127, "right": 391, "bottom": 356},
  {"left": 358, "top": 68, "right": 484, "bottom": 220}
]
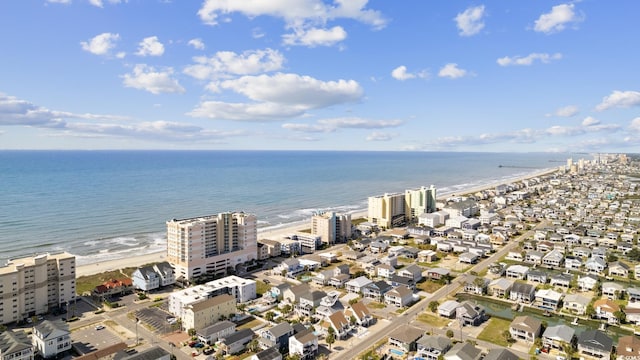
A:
[{"left": 76, "top": 166, "right": 559, "bottom": 278}]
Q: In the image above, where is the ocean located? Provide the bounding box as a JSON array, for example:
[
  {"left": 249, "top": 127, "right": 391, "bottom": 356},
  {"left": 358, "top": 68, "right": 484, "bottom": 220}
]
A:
[{"left": 0, "top": 150, "right": 571, "bottom": 265}]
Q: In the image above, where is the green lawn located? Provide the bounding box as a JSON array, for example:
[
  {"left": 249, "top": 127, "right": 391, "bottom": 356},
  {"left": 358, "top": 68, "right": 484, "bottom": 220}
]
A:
[
  {"left": 417, "top": 281, "right": 444, "bottom": 293},
  {"left": 255, "top": 280, "right": 270, "bottom": 296},
  {"left": 477, "top": 318, "right": 512, "bottom": 347},
  {"left": 415, "top": 313, "right": 450, "bottom": 327}
]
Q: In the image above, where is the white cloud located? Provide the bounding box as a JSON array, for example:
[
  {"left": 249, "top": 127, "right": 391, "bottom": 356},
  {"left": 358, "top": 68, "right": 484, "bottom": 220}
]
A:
[
  {"left": 391, "top": 66, "right": 427, "bottom": 81},
  {"left": 89, "top": 0, "right": 125, "bottom": 8},
  {"left": 116, "top": 52, "right": 126, "bottom": 59},
  {"left": 252, "top": 28, "right": 265, "bottom": 39},
  {"left": 438, "top": 63, "right": 467, "bottom": 79},
  {"left": 283, "top": 117, "right": 403, "bottom": 133},
  {"left": 595, "top": 90, "right": 640, "bottom": 111},
  {"left": 122, "top": 65, "right": 185, "bottom": 94},
  {"left": 366, "top": 132, "right": 393, "bottom": 141},
  {"left": 534, "top": 3, "right": 582, "bottom": 34},
  {"left": 550, "top": 105, "right": 578, "bottom": 117},
  {"left": 136, "top": 36, "right": 165, "bottom": 57},
  {"left": 497, "top": 53, "right": 562, "bottom": 66},
  {"left": 188, "top": 38, "right": 205, "bottom": 50},
  {"left": 282, "top": 26, "right": 347, "bottom": 47},
  {"left": 582, "top": 116, "right": 600, "bottom": 126},
  {"left": 184, "top": 48, "right": 285, "bottom": 82},
  {"left": 80, "top": 32, "right": 120, "bottom": 56},
  {"left": 189, "top": 73, "right": 363, "bottom": 121},
  {"left": 197, "top": 0, "right": 387, "bottom": 29},
  {"left": 454, "top": 5, "right": 485, "bottom": 37},
  {"left": 630, "top": 117, "right": 640, "bottom": 132}
]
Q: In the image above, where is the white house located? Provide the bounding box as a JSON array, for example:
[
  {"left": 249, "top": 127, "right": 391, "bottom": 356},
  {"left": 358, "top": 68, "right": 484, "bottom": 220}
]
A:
[{"left": 32, "top": 320, "right": 71, "bottom": 358}]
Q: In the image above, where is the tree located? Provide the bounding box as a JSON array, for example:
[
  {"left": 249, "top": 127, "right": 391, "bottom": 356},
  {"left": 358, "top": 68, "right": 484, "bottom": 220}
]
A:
[
  {"left": 349, "top": 297, "right": 360, "bottom": 305},
  {"left": 350, "top": 315, "right": 357, "bottom": 326},
  {"left": 607, "top": 253, "right": 619, "bottom": 262},
  {"left": 627, "top": 248, "right": 640, "bottom": 262},
  {"left": 502, "top": 330, "right": 513, "bottom": 343},
  {"left": 326, "top": 327, "right": 336, "bottom": 349},
  {"left": 585, "top": 304, "right": 595, "bottom": 318},
  {"left": 187, "top": 328, "right": 196, "bottom": 337},
  {"left": 446, "top": 329, "right": 454, "bottom": 338},
  {"left": 281, "top": 269, "right": 288, "bottom": 277},
  {"left": 248, "top": 338, "right": 260, "bottom": 353},
  {"left": 614, "top": 310, "right": 626, "bottom": 324},
  {"left": 428, "top": 301, "right": 439, "bottom": 313},
  {"left": 265, "top": 311, "right": 276, "bottom": 322},
  {"left": 282, "top": 304, "right": 293, "bottom": 315}
]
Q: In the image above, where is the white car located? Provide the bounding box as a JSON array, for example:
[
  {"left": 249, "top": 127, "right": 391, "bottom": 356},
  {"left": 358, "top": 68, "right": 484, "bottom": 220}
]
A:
[{"left": 95, "top": 325, "right": 106, "bottom": 330}]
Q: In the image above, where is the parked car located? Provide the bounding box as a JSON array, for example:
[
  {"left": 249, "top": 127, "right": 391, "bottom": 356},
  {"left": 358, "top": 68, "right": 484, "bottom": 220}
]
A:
[{"left": 95, "top": 325, "right": 106, "bottom": 330}]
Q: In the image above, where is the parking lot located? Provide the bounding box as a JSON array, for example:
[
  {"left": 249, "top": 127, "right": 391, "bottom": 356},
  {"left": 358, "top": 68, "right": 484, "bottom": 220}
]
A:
[
  {"left": 135, "top": 306, "right": 176, "bottom": 334},
  {"left": 72, "top": 323, "right": 124, "bottom": 354}
]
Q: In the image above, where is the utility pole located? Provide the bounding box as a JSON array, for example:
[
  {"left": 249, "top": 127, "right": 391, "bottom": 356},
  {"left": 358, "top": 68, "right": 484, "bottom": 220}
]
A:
[{"left": 135, "top": 317, "right": 139, "bottom": 345}]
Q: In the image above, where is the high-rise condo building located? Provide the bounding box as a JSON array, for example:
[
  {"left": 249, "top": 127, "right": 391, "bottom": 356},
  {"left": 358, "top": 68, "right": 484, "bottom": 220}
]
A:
[
  {"left": 404, "top": 185, "right": 437, "bottom": 222},
  {"left": 167, "top": 212, "right": 257, "bottom": 281},
  {"left": 311, "top": 212, "right": 352, "bottom": 246},
  {"left": 0, "top": 253, "right": 76, "bottom": 325},
  {"left": 367, "top": 192, "right": 406, "bottom": 229}
]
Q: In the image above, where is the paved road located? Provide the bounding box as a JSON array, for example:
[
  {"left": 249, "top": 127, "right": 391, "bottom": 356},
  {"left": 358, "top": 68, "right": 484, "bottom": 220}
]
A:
[{"left": 334, "top": 222, "right": 545, "bottom": 360}]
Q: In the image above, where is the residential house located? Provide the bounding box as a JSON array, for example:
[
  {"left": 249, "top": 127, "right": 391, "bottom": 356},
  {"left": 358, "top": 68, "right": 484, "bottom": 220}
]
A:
[
  {"left": 320, "top": 311, "right": 350, "bottom": 340},
  {"left": 483, "top": 349, "right": 519, "bottom": 360},
  {"left": 628, "top": 287, "right": 640, "bottom": 303},
  {"left": 259, "top": 322, "right": 294, "bottom": 351},
  {"left": 387, "top": 325, "right": 423, "bottom": 353},
  {"left": 572, "top": 247, "right": 591, "bottom": 258},
  {"left": 384, "top": 285, "right": 414, "bottom": 307},
  {"left": 562, "top": 294, "right": 590, "bottom": 315},
  {"left": 277, "top": 258, "right": 304, "bottom": 278},
  {"left": 32, "top": 320, "right": 71, "bottom": 359},
  {"left": 625, "top": 307, "right": 640, "bottom": 325},
  {"left": 577, "top": 275, "right": 598, "bottom": 292},
  {"left": 593, "top": 298, "right": 620, "bottom": 324},
  {"left": 458, "top": 252, "right": 479, "bottom": 264},
  {"left": 220, "top": 329, "right": 254, "bottom": 355},
  {"left": 426, "top": 268, "right": 450, "bottom": 281},
  {"left": 509, "top": 315, "right": 542, "bottom": 343},
  {"left": 362, "top": 281, "right": 392, "bottom": 302},
  {"left": 418, "top": 250, "right": 438, "bottom": 263},
  {"left": 506, "top": 251, "right": 523, "bottom": 261},
  {"left": 92, "top": 278, "right": 133, "bottom": 298},
  {"left": 525, "top": 250, "right": 544, "bottom": 265},
  {"left": 0, "top": 330, "right": 33, "bottom": 360},
  {"left": 312, "top": 269, "right": 335, "bottom": 286},
  {"left": 550, "top": 273, "right": 572, "bottom": 289},
  {"left": 577, "top": 330, "right": 613, "bottom": 360},
  {"left": 489, "top": 278, "right": 514, "bottom": 298},
  {"left": 510, "top": 282, "right": 536, "bottom": 303},
  {"left": 197, "top": 320, "right": 236, "bottom": 345},
  {"left": 585, "top": 257, "right": 607, "bottom": 274},
  {"left": 375, "top": 264, "right": 395, "bottom": 279},
  {"left": 345, "top": 276, "right": 372, "bottom": 295},
  {"left": 288, "top": 328, "right": 318, "bottom": 360},
  {"left": 527, "top": 270, "right": 548, "bottom": 284},
  {"left": 250, "top": 347, "right": 282, "bottom": 360},
  {"left": 602, "top": 282, "right": 624, "bottom": 300},
  {"left": 616, "top": 335, "right": 640, "bottom": 360},
  {"left": 542, "top": 250, "right": 564, "bottom": 268},
  {"left": 132, "top": 265, "right": 161, "bottom": 291},
  {"left": 328, "top": 274, "right": 350, "bottom": 288},
  {"left": 443, "top": 342, "right": 482, "bottom": 360},
  {"left": 269, "top": 283, "right": 290, "bottom": 301},
  {"left": 456, "top": 301, "right": 485, "bottom": 326},
  {"left": 283, "top": 284, "right": 311, "bottom": 304},
  {"left": 344, "top": 301, "right": 373, "bottom": 327},
  {"left": 542, "top": 325, "right": 575, "bottom": 350},
  {"left": 370, "top": 240, "right": 388, "bottom": 253},
  {"left": 505, "top": 265, "right": 529, "bottom": 280},
  {"left": 388, "top": 274, "right": 416, "bottom": 291},
  {"left": 118, "top": 346, "right": 170, "bottom": 360},
  {"left": 608, "top": 261, "right": 630, "bottom": 278},
  {"left": 535, "top": 289, "right": 563, "bottom": 311},
  {"left": 416, "top": 335, "right": 451, "bottom": 360},
  {"left": 398, "top": 264, "right": 423, "bottom": 282},
  {"left": 438, "top": 300, "right": 460, "bottom": 318},
  {"left": 463, "top": 276, "right": 489, "bottom": 295}
]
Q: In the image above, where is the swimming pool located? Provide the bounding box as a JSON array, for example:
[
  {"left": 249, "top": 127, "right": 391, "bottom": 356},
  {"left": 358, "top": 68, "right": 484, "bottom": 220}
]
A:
[{"left": 389, "top": 348, "right": 404, "bottom": 356}]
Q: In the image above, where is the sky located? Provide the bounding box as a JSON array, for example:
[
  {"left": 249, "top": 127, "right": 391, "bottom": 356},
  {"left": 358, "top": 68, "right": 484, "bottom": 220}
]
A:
[{"left": 1, "top": 1, "right": 640, "bottom": 152}]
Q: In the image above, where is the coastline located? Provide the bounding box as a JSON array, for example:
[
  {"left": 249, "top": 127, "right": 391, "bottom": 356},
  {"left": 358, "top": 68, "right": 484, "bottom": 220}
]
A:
[{"left": 76, "top": 166, "right": 558, "bottom": 278}]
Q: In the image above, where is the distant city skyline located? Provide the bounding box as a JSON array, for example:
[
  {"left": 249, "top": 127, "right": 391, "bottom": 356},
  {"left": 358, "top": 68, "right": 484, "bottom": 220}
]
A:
[{"left": 1, "top": 1, "right": 639, "bottom": 152}]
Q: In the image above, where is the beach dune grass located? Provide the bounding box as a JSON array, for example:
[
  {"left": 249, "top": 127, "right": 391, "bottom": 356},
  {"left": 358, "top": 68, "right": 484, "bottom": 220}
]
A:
[{"left": 76, "top": 267, "right": 136, "bottom": 295}]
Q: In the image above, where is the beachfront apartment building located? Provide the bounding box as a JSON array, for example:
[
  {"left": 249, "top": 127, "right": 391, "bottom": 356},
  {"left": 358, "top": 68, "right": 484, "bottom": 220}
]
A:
[
  {"left": 311, "top": 211, "right": 352, "bottom": 245},
  {"left": 405, "top": 185, "right": 437, "bottom": 222},
  {"left": 368, "top": 192, "right": 406, "bottom": 229},
  {"left": 166, "top": 212, "right": 257, "bottom": 281},
  {"left": 0, "top": 253, "right": 76, "bottom": 325}
]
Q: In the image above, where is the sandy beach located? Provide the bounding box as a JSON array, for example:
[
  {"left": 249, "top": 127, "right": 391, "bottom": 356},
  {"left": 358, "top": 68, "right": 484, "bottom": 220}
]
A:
[{"left": 76, "top": 167, "right": 558, "bottom": 278}]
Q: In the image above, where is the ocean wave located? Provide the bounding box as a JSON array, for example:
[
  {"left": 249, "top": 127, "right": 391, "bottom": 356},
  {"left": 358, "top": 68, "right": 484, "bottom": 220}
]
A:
[{"left": 75, "top": 243, "right": 166, "bottom": 266}]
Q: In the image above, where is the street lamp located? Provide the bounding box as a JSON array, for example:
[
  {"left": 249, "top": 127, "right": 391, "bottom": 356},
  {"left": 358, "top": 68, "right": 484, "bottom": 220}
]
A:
[{"left": 135, "top": 317, "right": 139, "bottom": 345}]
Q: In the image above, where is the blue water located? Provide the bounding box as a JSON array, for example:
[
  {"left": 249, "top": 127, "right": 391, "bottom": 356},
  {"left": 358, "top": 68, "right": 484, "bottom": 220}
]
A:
[{"left": 0, "top": 150, "right": 569, "bottom": 264}]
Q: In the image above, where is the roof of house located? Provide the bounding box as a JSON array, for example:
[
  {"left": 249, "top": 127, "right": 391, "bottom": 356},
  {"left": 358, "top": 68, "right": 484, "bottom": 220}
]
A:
[
  {"left": 416, "top": 334, "right": 451, "bottom": 350},
  {"left": 33, "top": 320, "right": 69, "bottom": 340},
  {"left": 616, "top": 335, "right": 640, "bottom": 358},
  {"left": 401, "top": 264, "right": 422, "bottom": 275},
  {"left": 346, "top": 276, "right": 372, "bottom": 287},
  {"left": 563, "top": 293, "right": 590, "bottom": 306},
  {"left": 388, "top": 324, "right": 423, "bottom": 344},
  {"left": 577, "top": 330, "right": 613, "bottom": 352},
  {"left": 119, "top": 346, "right": 170, "bottom": 360},
  {"left": 301, "top": 290, "right": 327, "bottom": 302},
  {"left": 511, "top": 281, "right": 535, "bottom": 294},
  {"left": 593, "top": 298, "right": 620, "bottom": 312},
  {"left": 387, "top": 285, "right": 413, "bottom": 298},
  {"left": 0, "top": 330, "right": 31, "bottom": 356},
  {"left": 510, "top": 315, "right": 542, "bottom": 333},
  {"left": 288, "top": 283, "right": 311, "bottom": 296},
  {"left": 349, "top": 301, "right": 371, "bottom": 319},
  {"left": 438, "top": 300, "right": 460, "bottom": 312},
  {"left": 483, "top": 348, "right": 519, "bottom": 360},
  {"left": 253, "top": 347, "right": 282, "bottom": 360},
  {"left": 292, "top": 328, "right": 317, "bottom": 344},
  {"left": 445, "top": 342, "right": 482, "bottom": 360},
  {"left": 266, "top": 322, "right": 294, "bottom": 339},
  {"left": 328, "top": 311, "right": 349, "bottom": 330},
  {"left": 197, "top": 320, "right": 236, "bottom": 336},
  {"left": 222, "top": 328, "right": 255, "bottom": 345},
  {"left": 543, "top": 325, "right": 575, "bottom": 342}
]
